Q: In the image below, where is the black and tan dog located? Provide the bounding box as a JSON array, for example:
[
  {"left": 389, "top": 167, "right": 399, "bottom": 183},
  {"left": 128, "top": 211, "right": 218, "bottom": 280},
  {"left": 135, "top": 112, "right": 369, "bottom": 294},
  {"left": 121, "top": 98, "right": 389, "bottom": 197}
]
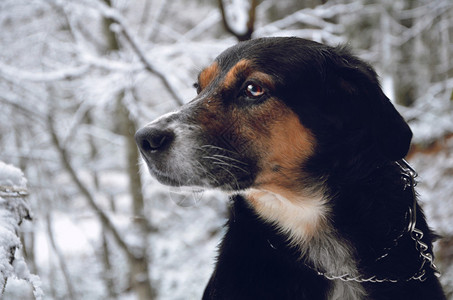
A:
[{"left": 135, "top": 37, "right": 445, "bottom": 299}]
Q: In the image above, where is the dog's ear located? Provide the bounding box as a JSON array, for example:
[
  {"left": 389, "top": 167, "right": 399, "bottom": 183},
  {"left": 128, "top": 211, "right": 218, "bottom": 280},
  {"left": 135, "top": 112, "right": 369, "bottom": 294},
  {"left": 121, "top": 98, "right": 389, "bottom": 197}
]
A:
[
  {"left": 368, "top": 89, "right": 412, "bottom": 160},
  {"left": 332, "top": 56, "right": 413, "bottom": 161}
]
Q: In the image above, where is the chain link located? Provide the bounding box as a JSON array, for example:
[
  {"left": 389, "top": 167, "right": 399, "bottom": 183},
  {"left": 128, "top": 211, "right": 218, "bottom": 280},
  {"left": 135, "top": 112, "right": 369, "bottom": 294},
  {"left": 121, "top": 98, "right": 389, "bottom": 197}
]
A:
[
  {"left": 309, "top": 159, "right": 440, "bottom": 283},
  {"left": 311, "top": 268, "right": 424, "bottom": 283}
]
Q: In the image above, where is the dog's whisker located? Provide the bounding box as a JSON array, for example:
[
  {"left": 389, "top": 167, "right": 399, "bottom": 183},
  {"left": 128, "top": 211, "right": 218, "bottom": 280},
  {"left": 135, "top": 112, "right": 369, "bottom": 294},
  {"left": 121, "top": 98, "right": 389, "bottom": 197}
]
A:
[
  {"left": 212, "top": 154, "right": 249, "bottom": 166},
  {"left": 215, "top": 163, "right": 240, "bottom": 190},
  {"left": 202, "top": 155, "right": 249, "bottom": 175},
  {"left": 193, "top": 160, "right": 220, "bottom": 185},
  {"left": 201, "top": 144, "right": 240, "bottom": 156},
  {"left": 210, "top": 161, "right": 249, "bottom": 174}
]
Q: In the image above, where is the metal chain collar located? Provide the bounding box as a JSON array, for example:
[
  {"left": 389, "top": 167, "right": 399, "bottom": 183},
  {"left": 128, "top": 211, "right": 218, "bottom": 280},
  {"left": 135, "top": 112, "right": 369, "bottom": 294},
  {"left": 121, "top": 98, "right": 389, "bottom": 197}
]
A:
[{"left": 309, "top": 159, "right": 441, "bottom": 283}]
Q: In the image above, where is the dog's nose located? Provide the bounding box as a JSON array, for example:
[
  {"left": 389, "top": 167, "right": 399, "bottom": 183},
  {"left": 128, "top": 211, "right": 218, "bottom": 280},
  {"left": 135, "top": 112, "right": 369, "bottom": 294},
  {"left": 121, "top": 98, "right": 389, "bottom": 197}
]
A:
[{"left": 135, "top": 126, "right": 175, "bottom": 154}]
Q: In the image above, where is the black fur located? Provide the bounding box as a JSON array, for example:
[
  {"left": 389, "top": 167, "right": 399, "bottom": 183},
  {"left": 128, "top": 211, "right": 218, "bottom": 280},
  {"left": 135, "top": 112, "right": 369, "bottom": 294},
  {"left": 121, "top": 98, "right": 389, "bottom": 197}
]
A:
[{"left": 202, "top": 38, "right": 445, "bottom": 299}]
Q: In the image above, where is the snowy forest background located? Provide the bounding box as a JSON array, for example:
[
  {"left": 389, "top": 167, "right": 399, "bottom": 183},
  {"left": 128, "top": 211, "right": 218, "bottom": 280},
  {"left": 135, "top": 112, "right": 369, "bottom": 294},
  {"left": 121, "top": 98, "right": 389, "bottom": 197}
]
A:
[{"left": 0, "top": 0, "right": 452, "bottom": 299}]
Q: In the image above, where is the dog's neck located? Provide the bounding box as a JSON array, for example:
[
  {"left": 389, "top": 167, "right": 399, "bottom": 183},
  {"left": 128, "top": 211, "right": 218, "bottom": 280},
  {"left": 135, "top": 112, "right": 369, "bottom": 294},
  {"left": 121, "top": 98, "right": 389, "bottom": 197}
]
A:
[
  {"left": 236, "top": 161, "right": 439, "bottom": 300},
  {"left": 245, "top": 189, "right": 367, "bottom": 300},
  {"left": 246, "top": 189, "right": 329, "bottom": 246}
]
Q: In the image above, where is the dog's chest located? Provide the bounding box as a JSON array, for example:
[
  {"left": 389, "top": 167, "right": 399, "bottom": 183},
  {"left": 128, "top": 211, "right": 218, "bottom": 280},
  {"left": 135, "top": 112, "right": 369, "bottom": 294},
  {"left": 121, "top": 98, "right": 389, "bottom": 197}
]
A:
[{"left": 245, "top": 191, "right": 367, "bottom": 300}]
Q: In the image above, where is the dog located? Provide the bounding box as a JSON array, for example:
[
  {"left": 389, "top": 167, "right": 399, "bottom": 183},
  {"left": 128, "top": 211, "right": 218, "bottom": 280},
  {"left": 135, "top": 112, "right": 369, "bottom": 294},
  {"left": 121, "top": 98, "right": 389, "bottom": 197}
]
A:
[{"left": 135, "top": 37, "right": 446, "bottom": 299}]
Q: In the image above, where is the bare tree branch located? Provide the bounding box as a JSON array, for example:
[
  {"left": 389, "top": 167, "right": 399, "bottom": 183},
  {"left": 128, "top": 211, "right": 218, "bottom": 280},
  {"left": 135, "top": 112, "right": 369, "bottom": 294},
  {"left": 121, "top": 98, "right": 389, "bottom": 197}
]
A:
[
  {"left": 145, "top": 0, "right": 172, "bottom": 43},
  {"left": 117, "top": 25, "right": 185, "bottom": 106},
  {"left": 218, "top": 0, "right": 257, "bottom": 41},
  {"left": 47, "top": 113, "right": 132, "bottom": 256},
  {"left": 92, "top": 0, "right": 185, "bottom": 106}
]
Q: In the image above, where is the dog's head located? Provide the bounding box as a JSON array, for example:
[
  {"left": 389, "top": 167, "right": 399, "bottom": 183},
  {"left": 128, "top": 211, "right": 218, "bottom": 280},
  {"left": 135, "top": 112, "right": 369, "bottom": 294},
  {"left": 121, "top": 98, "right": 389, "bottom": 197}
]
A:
[{"left": 135, "top": 37, "right": 412, "bottom": 195}]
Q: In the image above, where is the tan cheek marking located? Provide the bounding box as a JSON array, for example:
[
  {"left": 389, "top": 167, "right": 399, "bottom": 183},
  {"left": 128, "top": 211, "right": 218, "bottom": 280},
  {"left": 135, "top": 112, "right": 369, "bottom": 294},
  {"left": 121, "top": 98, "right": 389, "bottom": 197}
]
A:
[
  {"left": 243, "top": 102, "right": 325, "bottom": 243},
  {"left": 251, "top": 101, "right": 316, "bottom": 198},
  {"left": 223, "top": 59, "right": 253, "bottom": 89},
  {"left": 199, "top": 62, "right": 219, "bottom": 90}
]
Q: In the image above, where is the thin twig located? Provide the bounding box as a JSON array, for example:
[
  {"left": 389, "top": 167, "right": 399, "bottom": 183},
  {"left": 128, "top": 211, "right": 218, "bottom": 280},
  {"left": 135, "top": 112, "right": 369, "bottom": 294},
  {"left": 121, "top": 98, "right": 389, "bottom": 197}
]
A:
[{"left": 0, "top": 97, "right": 46, "bottom": 123}]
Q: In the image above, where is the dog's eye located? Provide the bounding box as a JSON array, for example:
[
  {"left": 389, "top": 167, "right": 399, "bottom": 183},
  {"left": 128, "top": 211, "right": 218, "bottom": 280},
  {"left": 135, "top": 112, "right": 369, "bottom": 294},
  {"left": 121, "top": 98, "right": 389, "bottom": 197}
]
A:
[
  {"left": 193, "top": 82, "right": 201, "bottom": 94},
  {"left": 245, "top": 83, "right": 264, "bottom": 99}
]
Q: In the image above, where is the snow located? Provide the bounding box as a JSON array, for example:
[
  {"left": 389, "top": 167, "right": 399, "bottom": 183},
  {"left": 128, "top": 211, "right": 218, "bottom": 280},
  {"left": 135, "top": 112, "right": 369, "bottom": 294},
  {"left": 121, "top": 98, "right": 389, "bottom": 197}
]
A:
[
  {"left": 0, "top": 161, "right": 42, "bottom": 299},
  {"left": 13, "top": 256, "right": 44, "bottom": 300},
  {"left": 0, "top": 161, "right": 27, "bottom": 190},
  {"left": 34, "top": 213, "right": 99, "bottom": 266}
]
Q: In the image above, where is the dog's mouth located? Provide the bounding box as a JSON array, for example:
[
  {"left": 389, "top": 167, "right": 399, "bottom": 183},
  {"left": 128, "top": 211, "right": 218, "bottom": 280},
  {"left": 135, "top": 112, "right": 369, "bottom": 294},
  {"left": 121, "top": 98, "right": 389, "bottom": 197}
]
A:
[
  {"left": 138, "top": 141, "right": 256, "bottom": 191},
  {"left": 139, "top": 151, "right": 193, "bottom": 187},
  {"left": 144, "top": 159, "right": 183, "bottom": 187}
]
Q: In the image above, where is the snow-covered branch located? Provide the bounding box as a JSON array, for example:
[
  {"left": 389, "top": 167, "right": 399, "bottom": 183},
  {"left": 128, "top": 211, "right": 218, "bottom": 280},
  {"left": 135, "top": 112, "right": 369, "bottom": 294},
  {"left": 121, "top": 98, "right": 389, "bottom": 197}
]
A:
[
  {"left": 0, "top": 61, "right": 89, "bottom": 82},
  {"left": 0, "top": 161, "right": 42, "bottom": 299},
  {"left": 116, "top": 24, "right": 185, "bottom": 106},
  {"left": 184, "top": 11, "right": 222, "bottom": 40},
  {"left": 393, "top": 1, "right": 452, "bottom": 46},
  {"left": 81, "top": 53, "right": 143, "bottom": 72},
  {"left": 255, "top": 1, "right": 361, "bottom": 37},
  {"left": 0, "top": 95, "right": 46, "bottom": 122},
  {"left": 78, "top": 0, "right": 185, "bottom": 106}
]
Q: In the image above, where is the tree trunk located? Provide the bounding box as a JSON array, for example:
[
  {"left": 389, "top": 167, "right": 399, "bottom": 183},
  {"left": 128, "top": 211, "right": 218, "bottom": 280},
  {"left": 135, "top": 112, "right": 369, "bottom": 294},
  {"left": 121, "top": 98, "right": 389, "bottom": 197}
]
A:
[
  {"left": 102, "top": 0, "right": 156, "bottom": 298},
  {"left": 116, "top": 91, "right": 156, "bottom": 299},
  {"left": 101, "top": 229, "right": 117, "bottom": 299},
  {"left": 393, "top": 0, "right": 417, "bottom": 106},
  {"left": 86, "top": 112, "right": 118, "bottom": 299}
]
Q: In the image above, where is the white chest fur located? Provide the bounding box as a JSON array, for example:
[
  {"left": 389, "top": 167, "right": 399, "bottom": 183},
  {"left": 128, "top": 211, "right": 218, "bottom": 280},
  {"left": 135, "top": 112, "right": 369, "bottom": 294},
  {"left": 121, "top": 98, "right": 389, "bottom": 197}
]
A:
[{"left": 245, "top": 189, "right": 366, "bottom": 300}]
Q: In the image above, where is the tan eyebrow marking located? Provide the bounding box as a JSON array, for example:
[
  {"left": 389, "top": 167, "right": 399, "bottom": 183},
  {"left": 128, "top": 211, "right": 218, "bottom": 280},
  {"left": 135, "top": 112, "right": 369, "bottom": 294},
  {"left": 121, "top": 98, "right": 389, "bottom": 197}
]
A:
[
  {"left": 199, "top": 62, "right": 219, "bottom": 90},
  {"left": 223, "top": 59, "right": 253, "bottom": 89},
  {"left": 247, "top": 71, "right": 275, "bottom": 90}
]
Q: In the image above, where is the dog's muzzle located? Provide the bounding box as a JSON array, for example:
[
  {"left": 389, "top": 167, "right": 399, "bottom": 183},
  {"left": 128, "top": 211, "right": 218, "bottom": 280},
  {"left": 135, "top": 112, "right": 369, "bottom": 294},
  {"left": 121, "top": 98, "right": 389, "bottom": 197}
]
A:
[
  {"left": 134, "top": 114, "right": 190, "bottom": 186},
  {"left": 135, "top": 109, "right": 255, "bottom": 191}
]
